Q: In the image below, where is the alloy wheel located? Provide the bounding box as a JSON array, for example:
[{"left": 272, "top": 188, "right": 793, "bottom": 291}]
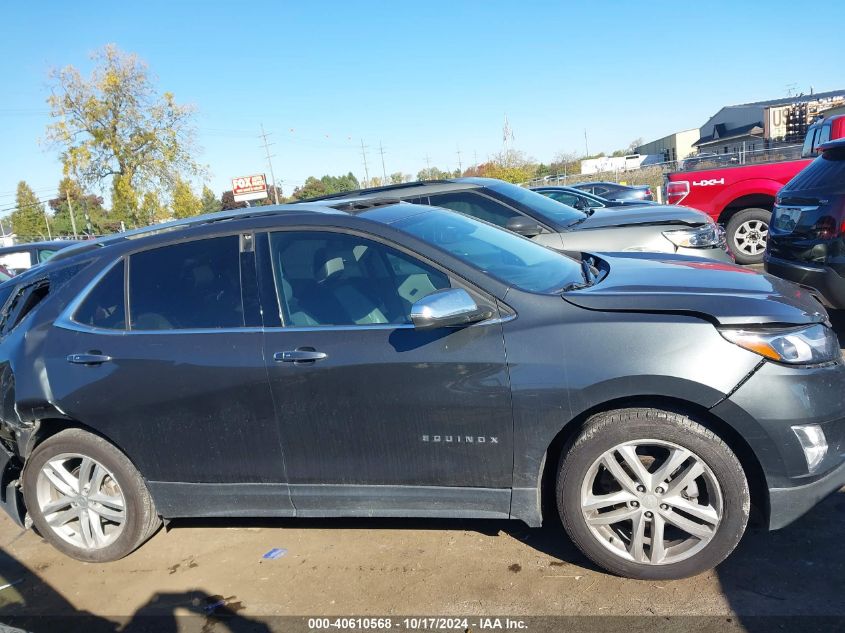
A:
[
  {"left": 579, "top": 439, "right": 723, "bottom": 566},
  {"left": 734, "top": 220, "right": 768, "bottom": 256},
  {"left": 35, "top": 452, "right": 127, "bottom": 550}
]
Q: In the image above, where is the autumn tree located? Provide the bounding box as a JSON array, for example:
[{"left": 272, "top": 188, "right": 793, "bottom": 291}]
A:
[
  {"left": 11, "top": 181, "right": 50, "bottom": 241},
  {"left": 200, "top": 185, "right": 222, "bottom": 214},
  {"left": 171, "top": 179, "right": 201, "bottom": 219},
  {"left": 45, "top": 44, "right": 203, "bottom": 218},
  {"left": 221, "top": 190, "right": 247, "bottom": 211},
  {"left": 141, "top": 191, "right": 170, "bottom": 224}
]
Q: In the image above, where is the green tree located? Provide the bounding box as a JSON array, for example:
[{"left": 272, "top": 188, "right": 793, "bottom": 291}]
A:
[
  {"left": 141, "top": 191, "right": 170, "bottom": 224},
  {"left": 389, "top": 172, "right": 408, "bottom": 184},
  {"left": 292, "top": 173, "right": 360, "bottom": 200},
  {"left": 416, "top": 166, "right": 453, "bottom": 181},
  {"left": 171, "top": 179, "right": 201, "bottom": 218},
  {"left": 200, "top": 185, "right": 222, "bottom": 214},
  {"left": 11, "top": 181, "right": 49, "bottom": 241},
  {"left": 45, "top": 44, "right": 203, "bottom": 215},
  {"left": 48, "top": 178, "right": 105, "bottom": 236}
]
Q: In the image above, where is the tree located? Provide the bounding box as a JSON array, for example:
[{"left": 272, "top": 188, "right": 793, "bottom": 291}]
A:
[
  {"left": 141, "top": 191, "right": 170, "bottom": 224},
  {"left": 389, "top": 172, "right": 409, "bottom": 184},
  {"left": 250, "top": 185, "right": 284, "bottom": 207},
  {"left": 48, "top": 178, "right": 105, "bottom": 236},
  {"left": 171, "top": 179, "right": 201, "bottom": 219},
  {"left": 292, "top": 173, "right": 360, "bottom": 200},
  {"left": 416, "top": 166, "right": 452, "bottom": 181},
  {"left": 11, "top": 181, "right": 49, "bottom": 241},
  {"left": 221, "top": 190, "right": 248, "bottom": 211},
  {"left": 45, "top": 44, "right": 203, "bottom": 208},
  {"left": 200, "top": 185, "right": 222, "bottom": 214}
]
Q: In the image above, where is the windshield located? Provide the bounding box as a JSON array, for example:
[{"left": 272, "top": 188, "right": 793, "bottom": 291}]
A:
[
  {"left": 469, "top": 179, "right": 587, "bottom": 227},
  {"left": 395, "top": 208, "right": 583, "bottom": 293}
]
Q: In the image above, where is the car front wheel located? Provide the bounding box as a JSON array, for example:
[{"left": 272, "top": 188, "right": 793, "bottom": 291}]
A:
[
  {"left": 558, "top": 408, "right": 750, "bottom": 579},
  {"left": 22, "top": 428, "right": 161, "bottom": 562}
]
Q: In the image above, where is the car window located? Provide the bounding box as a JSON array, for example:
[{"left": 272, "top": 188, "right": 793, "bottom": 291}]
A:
[
  {"left": 268, "top": 231, "right": 450, "bottom": 327},
  {"left": 592, "top": 185, "right": 609, "bottom": 196},
  {"left": 74, "top": 260, "right": 126, "bottom": 330},
  {"left": 427, "top": 192, "right": 520, "bottom": 228},
  {"left": 802, "top": 127, "right": 819, "bottom": 157},
  {"left": 128, "top": 235, "right": 244, "bottom": 330},
  {"left": 37, "top": 249, "right": 59, "bottom": 263},
  {"left": 787, "top": 148, "right": 845, "bottom": 192},
  {"left": 395, "top": 208, "right": 583, "bottom": 293},
  {"left": 543, "top": 191, "right": 580, "bottom": 207},
  {"left": 0, "top": 251, "right": 32, "bottom": 272}
]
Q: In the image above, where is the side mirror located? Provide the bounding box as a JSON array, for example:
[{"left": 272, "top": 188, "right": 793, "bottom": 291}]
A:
[
  {"left": 573, "top": 199, "right": 587, "bottom": 211},
  {"left": 410, "top": 289, "right": 492, "bottom": 330},
  {"left": 505, "top": 216, "right": 544, "bottom": 238}
]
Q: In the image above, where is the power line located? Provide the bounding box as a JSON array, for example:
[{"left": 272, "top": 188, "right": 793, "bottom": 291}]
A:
[
  {"left": 259, "top": 124, "right": 281, "bottom": 205},
  {"left": 456, "top": 146, "right": 463, "bottom": 174}
]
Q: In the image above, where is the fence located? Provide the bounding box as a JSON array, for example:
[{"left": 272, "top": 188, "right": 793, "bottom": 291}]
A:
[{"left": 525, "top": 144, "right": 806, "bottom": 200}]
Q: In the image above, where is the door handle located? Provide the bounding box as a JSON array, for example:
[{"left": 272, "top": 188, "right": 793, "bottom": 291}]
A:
[
  {"left": 67, "top": 353, "right": 113, "bottom": 365},
  {"left": 274, "top": 349, "right": 327, "bottom": 363}
]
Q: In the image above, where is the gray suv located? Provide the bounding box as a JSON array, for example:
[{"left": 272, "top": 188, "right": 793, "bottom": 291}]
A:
[{"left": 304, "top": 178, "right": 731, "bottom": 261}]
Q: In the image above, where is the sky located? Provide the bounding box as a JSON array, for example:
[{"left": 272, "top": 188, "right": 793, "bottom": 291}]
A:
[{"left": 1, "top": 0, "right": 844, "bottom": 213}]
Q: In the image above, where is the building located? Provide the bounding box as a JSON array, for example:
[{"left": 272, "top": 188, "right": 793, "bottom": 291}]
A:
[
  {"left": 580, "top": 154, "right": 648, "bottom": 175},
  {"left": 693, "top": 89, "right": 845, "bottom": 156},
  {"left": 635, "top": 129, "right": 700, "bottom": 164}
]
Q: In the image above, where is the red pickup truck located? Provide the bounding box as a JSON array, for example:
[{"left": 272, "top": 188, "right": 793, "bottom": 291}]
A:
[{"left": 665, "top": 115, "right": 845, "bottom": 264}]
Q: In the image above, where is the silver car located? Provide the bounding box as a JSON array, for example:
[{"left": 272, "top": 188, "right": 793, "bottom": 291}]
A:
[{"left": 303, "top": 177, "right": 732, "bottom": 262}]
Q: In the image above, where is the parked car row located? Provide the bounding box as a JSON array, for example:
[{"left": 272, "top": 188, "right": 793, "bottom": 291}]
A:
[
  {"left": 0, "top": 162, "right": 843, "bottom": 583},
  {"left": 666, "top": 114, "right": 845, "bottom": 265}
]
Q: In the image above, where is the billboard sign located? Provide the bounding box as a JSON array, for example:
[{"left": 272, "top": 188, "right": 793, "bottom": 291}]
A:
[{"left": 232, "top": 174, "right": 268, "bottom": 202}]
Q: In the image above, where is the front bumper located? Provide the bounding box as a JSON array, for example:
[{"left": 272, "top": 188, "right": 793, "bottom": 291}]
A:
[
  {"left": 769, "top": 459, "right": 845, "bottom": 530},
  {"left": 764, "top": 253, "right": 845, "bottom": 309},
  {"left": 711, "top": 358, "right": 845, "bottom": 530}
]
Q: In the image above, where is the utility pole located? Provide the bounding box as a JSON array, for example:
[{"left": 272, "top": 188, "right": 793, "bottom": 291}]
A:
[
  {"left": 456, "top": 146, "right": 463, "bottom": 175},
  {"left": 41, "top": 199, "right": 52, "bottom": 240},
  {"left": 584, "top": 129, "right": 589, "bottom": 157},
  {"left": 66, "top": 191, "right": 79, "bottom": 239},
  {"left": 378, "top": 141, "right": 387, "bottom": 182},
  {"left": 260, "top": 124, "right": 281, "bottom": 204},
  {"left": 360, "top": 139, "right": 370, "bottom": 185}
]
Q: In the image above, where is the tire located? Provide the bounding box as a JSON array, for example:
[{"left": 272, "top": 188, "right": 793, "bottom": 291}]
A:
[
  {"left": 557, "top": 408, "right": 749, "bottom": 580},
  {"left": 726, "top": 208, "right": 770, "bottom": 265},
  {"left": 22, "top": 428, "right": 161, "bottom": 562}
]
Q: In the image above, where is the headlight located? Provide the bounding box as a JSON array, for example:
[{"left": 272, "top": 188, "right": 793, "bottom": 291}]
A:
[
  {"left": 662, "top": 224, "right": 724, "bottom": 248},
  {"left": 719, "top": 323, "right": 841, "bottom": 365}
]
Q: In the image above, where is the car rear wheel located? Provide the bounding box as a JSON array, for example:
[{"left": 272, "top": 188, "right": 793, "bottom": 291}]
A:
[
  {"left": 726, "top": 208, "right": 770, "bottom": 264},
  {"left": 557, "top": 408, "right": 750, "bottom": 580},
  {"left": 22, "top": 428, "right": 161, "bottom": 562}
]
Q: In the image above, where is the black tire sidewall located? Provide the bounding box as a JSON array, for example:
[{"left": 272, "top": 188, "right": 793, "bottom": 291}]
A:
[
  {"left": 726, "top": 208, "right": 770, "bottom": 265},
  {"left": 558, "top": 412, "right": 749, "bottom": 580},
  {"left": 22, "top": 430, "right": 153, "bottom": 563}
]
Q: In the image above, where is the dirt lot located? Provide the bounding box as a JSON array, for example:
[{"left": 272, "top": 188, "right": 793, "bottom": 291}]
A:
[{"left": 0, "top": 311, "right": 843, "bottom": 632}]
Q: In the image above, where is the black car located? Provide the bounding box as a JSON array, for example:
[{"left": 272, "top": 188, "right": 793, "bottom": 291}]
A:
[
  {"left": 0, "top": 240, "right": 78, "bottom": 275},
  {"left": 303, "top": 178, "right": 731, "bottom": 261},
  {"left": 0, "top": 203, "right": 842, "bottom": 581},
  {"left": 531, "top": 185, "right": 657, "bottom": 210},
  {"left": 570, "top": 181, "right": 654, "bottom": 202},
  {"left": 765, "top": 139, "right": 845, "bottom": 307}
]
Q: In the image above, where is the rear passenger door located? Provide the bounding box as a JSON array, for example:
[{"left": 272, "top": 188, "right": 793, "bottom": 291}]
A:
[
  {"left": 49, "top": 233, "right": 292, "bottom": 516},
  {"left": 257, "top": 228, "right": 514, "bottom": 517}
]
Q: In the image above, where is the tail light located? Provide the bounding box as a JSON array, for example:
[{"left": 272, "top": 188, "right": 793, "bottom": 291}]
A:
[
  {"left": 814, "top": 216, "right": 836, "bottom": 240},
  {"left": 666, "top": 181, "right": 689, "bottom": 205}
]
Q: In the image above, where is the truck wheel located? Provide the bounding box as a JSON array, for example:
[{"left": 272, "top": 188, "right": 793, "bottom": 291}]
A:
[
  {"left": 557, "top": 408, "right": 750, "bottom": 580},
  {"left": 726, "top": 208, "right": 770, "bottom": 265},
  {"left": 22, "top": 428, "right": 161, "bottom": 562}
]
